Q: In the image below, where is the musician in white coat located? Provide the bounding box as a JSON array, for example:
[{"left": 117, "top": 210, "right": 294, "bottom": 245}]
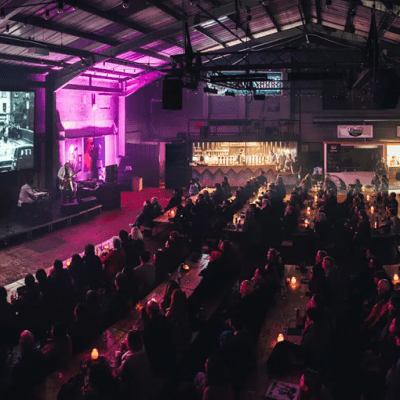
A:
[{"left": 58, "top": 162, "right": 75, "bottom": 204}]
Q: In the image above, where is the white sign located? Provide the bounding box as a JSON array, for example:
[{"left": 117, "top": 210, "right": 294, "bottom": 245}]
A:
[{"left": 337, "top": 125, "right": 373, "bottom": 139}]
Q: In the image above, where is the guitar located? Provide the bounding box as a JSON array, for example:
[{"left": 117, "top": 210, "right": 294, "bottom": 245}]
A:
[{"left": 60, "top": 169, "right": 81, "bottom": 190}]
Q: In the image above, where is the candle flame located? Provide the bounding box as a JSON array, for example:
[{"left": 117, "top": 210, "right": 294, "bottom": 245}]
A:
[
  {"left": 277, "top": 333, "right": 284, "bottom": 342},
  {"left": 183, "top": 264, "right": 190, "bottom": 270},
  {"left": 394, "top": 274, "right": 399, "bottom": 282},
  {"left": 66, "top": 260, "right": 70, "bottom": 267},
  {"left": 367, "top": 195, "right": 370, "bottom": 201},
  {"left": 91, "top": 348, "right": 99, "bottom": 360},
  {"left": 291, "top": 277, "right": 297, "bottom": 284},
  {"left": 371, "top": 206, "right": 374, "bottom": 214}
]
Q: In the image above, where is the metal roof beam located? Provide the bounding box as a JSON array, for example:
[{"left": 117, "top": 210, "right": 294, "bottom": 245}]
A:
[
  {"left": 88, "top": 67, "right": 138, "bottom": 78},
  {"left": 195, "top": 26, "right": 227, "bottom": 47},
  {"left": 262, "top": 4, "right": 281, "bottom": 32},
  {"left": 49, "top": 2, "right": 239, "bottom": 89},
  {"left": 63, "top": 84, "right": 123, "bottom": 93},
  {"left": 226, "top": 14, "right": 254, "bottom": 41},
  {"left": 81, "top": 73, "right": 123, "bottom": 81},
  {"left": 8, "top": 14, "right": 120, "bottom": 47},
  {"left": 298, "top": 0, "right": 312, "bottom": 25},
  {"left": 344, "top": 2, "right": 357, "bottom": 33},
  {"left": 315, "top": 0, "right": 322, "bottom": 25},
  {"left": 106, "top": 58, "right": 162, "bottom": 71},
  {"left": 144, "top": 0, "right": 183, "bottom": 21},
  {"left": 0, "top": 51, "right": 62, "bottom": 67}
]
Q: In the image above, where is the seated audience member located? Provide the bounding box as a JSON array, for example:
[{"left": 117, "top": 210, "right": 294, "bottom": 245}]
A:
[
  {"left": 388, "top": 192, "right": 398, "bottom": 215},
  {"left": 87, "top": 359, "right": 122, "bottom": 400},
  {"left": 151, "top": 197, "right": 162, "bottom": 218},
  {"left": 68, "top": 253, "right": 86, "bottom": 292},
  {"left": 134, "top": 250, "right": 156, "bottom": 298},
  {"left": 189, "top": 178, "right": 200, "bottom": 196},
  {"left": 309, "top": 264, "right": 330, "bottom": 299},
  {"left": 164, "top": 188, "right": 183, "bottom": 212},
  {"left": 384, "top": 317, "right": 400, "bottom": 400},
  {"left": 103, "top": 272, "right": 131, "bottom": 328},
  {"left": 16, "top": 273, "right": 40, "bottom": 301},
  {"left": 300, "top": 369, "right": 333, "bottom": 400},
  {"left": 220, "top": 315, "right": 256, "bottom": 392},
  {"left": 142, "top": 300, "right": 176, "bottom": 376},
  {"left": 266, "top": 248, "right": 284, "bottom": 279},
  {"left": 132, "top": 200, "right": 154, "bottom": 229},
  {"left": 83, "top": 244, "right": 103, "bottom": 288},
  {"left": 364, "top": 279, "right": 392, "bottom": 332},
  {"left": 222, "top": 176, "right": 231, "bottom": 199},
  {"left": 11, "top": 330, "right": 45, "bottom": 397},
  {"left": 195, "top": 356, "right": 235, "bottom": 400},
  {"left": 41, "top": 321, "right": 72, "bottom": 372},
  {"left": 115, "top": 330, "right": 151, "bottom": 397},
  {"left": 371, "top": 174, "right": 381, "bottom": 192},
  {"left": 101, "top": 236, "right": 126, "bottom": 281},
  {"left": 86, "top": 290, "right": 103, "bottom": 333},
  {"left": 301, "top": 308, "right": 333, "bottom": 371},
  {"left": 322, "top": 256, "right": 341, "bottom": 298},
  {"left": 212, "top": 183, "right": 225, "bottom": 205},
  {"left": 161, "top": 280, "right": 181, "bottom": 312},
  {"left": 315, "top": 250, "right": 328, "bottom": 269},
  {"left": 129, "top": 227, "right": 145, "bottom": 268},
  {"left": 69, "top": 302, "right": 95, "bottom": 353},
  {"left": 165, "top": 289, "right": 191, "bottom": 348},
  {"left": 0, "top": 286, "right": 17, "bottom": 351}
]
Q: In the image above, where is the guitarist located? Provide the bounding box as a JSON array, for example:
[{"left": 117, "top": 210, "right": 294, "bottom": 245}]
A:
[{"left": 58, "top": 162, "right": 76, "bottom": 204}]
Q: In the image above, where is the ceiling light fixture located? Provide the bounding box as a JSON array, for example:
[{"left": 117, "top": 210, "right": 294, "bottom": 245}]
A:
[
  {"left": 57, "top": 0, "right": 64, "bottom": 13},
  {"left": 45, "top": 10, "right": 50, "bottom": 20},
  {"left": 122, "top": 0, "right": 129, "bottom": 9},
  {"left": 0, "top": 8, "right": 5, "bottom": 21}
]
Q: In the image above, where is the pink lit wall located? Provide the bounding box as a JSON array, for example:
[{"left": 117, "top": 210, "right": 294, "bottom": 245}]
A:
[{"left": 56, "top": 88, "right": 120, "bottom": 179}]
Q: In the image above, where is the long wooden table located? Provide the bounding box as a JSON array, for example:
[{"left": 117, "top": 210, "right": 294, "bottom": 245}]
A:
[
  {"left": 240, "top": 265, "right": 310, "bottom": 399},
  {"left": 36, "top": 253, "right": 210, "bottom": 400}
]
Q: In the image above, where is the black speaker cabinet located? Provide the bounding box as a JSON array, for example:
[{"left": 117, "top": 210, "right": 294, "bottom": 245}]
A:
[
  {"left": 162, "top": 79, "right": 182, "bottom": 110},
  {"left": 80, "top": 196, "right": 98, "bottom": 211},
  {"left": 60, "top": 201, "right": 81, "bottom": 216}
]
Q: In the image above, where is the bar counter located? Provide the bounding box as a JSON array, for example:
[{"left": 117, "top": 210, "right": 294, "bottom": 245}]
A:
[{"left": 192, "top": 164, "right": 296, "bottom": 187}]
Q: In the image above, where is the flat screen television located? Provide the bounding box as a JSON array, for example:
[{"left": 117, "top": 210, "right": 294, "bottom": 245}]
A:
[{"left": 0, "top": 91, "right": 35, "bottom": 173}]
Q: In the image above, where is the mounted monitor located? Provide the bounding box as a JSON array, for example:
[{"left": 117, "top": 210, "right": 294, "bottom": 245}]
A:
[{"left": 0, "top": 91, "right": 35, "bottom": 173}]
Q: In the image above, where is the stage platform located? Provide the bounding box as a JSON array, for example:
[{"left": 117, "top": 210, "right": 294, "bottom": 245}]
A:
[{"left": 0, "top": 188, "right": 173, "bottom": 288}]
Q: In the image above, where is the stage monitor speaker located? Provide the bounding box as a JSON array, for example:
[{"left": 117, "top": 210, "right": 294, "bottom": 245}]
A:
[
  {"left": 80, "top": 196, "right": 97, "bottom": 211},
  {"left": 61, "top": 202, "right": 81, "bottom": 216},
  {"left": 162, "top": 79, "right": 182, "bottom": 110},
  {"left": 105, "top": 164, "right": 118, "bottom": 183}
]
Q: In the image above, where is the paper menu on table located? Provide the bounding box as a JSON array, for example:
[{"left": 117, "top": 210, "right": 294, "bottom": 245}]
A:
[{"left": 265, "top": 380, "right": 300, "bottom": 400}]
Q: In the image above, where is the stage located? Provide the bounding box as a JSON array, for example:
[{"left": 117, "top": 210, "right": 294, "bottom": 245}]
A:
[{"left": 0, "top": 188, "right": 173, "bottom": 288}]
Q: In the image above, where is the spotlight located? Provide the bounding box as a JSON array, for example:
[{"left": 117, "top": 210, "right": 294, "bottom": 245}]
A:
[
  {"left": 0, "top": 8, "right": 5, "bottom": 21},
  {"left": 225, "top": 91, "right": 235, "bottom": 97},
  {"left": 122, "top": 0, "right": 129, "bottom": 9},
  {"left": 57, "top": 0, "right": 64, "bottom": 13},
  {"left": 45, "top": 10, "right": 50, "bottom": 20}
]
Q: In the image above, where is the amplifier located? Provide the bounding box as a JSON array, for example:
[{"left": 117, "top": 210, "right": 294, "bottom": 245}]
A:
[
  {"left": 80, "top": 196, "right": 98, "bottom": 211},
  {"left": 60, "top": 202, "right": 81, "bottom": 216}
]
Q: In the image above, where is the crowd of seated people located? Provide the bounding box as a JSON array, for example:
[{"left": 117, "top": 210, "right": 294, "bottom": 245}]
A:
[{"left": 2, "top": 172, "right": 400, "bottom": 400}]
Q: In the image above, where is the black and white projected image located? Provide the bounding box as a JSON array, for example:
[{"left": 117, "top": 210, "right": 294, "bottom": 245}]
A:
[{"left": 0, "top": 91, "right": 35, "bottom": 173}]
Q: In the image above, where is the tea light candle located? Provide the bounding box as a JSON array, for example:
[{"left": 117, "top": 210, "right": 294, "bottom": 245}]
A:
[
  {"left": 104, "top": 244, "right": 109, "bottom": 251},
  {"left": 170, "top": 209, "right": 176, "bottom": 217},
  {"left": 307, "top": 207, "right": 311, "bottom": 211},
  {"left": 277, "top": 333, "right": 284, "bottom": 342},
  {"left": 394, "top": 274, "right": 399, "bottom": 282},
  {"left": 371, "top": 206, "right": 374, "bottom": 214},
  {"left": 366, "top": 195, "right": 370, "bottom": 202},
  {"left": 91, "top": 348, "right": 99, "bottom": 360},
  {"left": 66, "top": 260, "right": 70, "bottom": 267},
  {"left": 305, "top": 219, "right": 309, "bottom": 227},
  {"left": 183, "top": 264, "right": 190, "bottom": 271},
  {"left": 291, "top": 277, "right": 297, "bottom": 285}
]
